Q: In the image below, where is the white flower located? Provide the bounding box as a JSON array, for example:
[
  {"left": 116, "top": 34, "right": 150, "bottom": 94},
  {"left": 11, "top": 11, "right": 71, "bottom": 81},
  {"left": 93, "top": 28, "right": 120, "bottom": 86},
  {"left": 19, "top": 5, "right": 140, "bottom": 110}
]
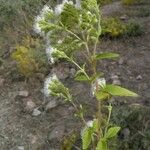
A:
[
  {"left": 45, "top": 31, "right": 51, "bottom": 45},
  {"left": 58, "top": 40, "right": 63, "bottom": 44},
  {"left": 75, "top": 0, "right": 81, "bottom": 8},
  {"left": 97, "top": 78, "right": 106, "bottom": 88},
  {"left": 55, "top": 3, "right": 64, "bottom": 15},
  {"left": 41, "top": 5, "right": 53, "bottom": 16},
  {"left": 54, "top": 0, "right": 73, "bottom": 15},
  {"left": 86, "top": 120, "right": 94, "bottom": 128},
  {"left": 33, "top": 15, "right": 43, "bottom": 34},
  {"left": 44, "top": 74, "right": 58, "bottom": 97},
  {"left": 46, "top": 46, "right": 57, "bottom": 64},
  {"left": 91, "top": 78, "right": 106, "bottom": 96},
  {"left": 33, "top": 5, "right": 53, "bottom": 35}
]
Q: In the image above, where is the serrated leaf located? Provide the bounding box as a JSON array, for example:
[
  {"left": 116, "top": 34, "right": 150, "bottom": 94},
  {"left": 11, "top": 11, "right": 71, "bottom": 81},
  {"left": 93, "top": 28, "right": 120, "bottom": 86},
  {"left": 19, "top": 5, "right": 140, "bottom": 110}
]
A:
[
  {"left": 96, "top": 138, "right": 107, "bottom": 150},
  {"left": 104, "top": 84, "right": 138, "bottom": 97},
  {"left": 95, "top": 52, "right": 119, "bottom": 60},
  {"left": 105, "top": 126, "right": 121, "bottom": 139},
  {"left": 82, "top": 127, "right": 93, "bottom": 149}
]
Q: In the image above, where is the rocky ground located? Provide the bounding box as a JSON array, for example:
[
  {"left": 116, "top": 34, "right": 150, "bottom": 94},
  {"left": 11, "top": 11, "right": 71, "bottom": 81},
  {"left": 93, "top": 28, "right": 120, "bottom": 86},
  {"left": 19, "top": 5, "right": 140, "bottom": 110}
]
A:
[{"left": 0, "top": 1, "right": 150, "bottom": 150}]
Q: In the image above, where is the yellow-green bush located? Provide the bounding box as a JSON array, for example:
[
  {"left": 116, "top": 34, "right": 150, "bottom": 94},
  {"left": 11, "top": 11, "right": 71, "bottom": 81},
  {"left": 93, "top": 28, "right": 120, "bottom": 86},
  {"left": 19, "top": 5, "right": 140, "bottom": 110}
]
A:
[
  {"left": 12, "top": 36, "right": 47, "bottom": 77},
  {"left": 101, "top": 18, "right": 126, "bottom": 37},
  {"left": 122, "top": 0, "right": 143, "bottom": 5},
  {"left": 101, "top": 18, "right": 143, "bottom": 38}
]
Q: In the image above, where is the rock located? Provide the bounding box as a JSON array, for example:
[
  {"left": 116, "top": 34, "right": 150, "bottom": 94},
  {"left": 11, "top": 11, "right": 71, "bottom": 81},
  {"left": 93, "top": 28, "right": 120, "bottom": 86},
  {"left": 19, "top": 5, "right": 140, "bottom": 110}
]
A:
[
  {"left": 25, "top": 99, "right": 36, "bottom": 112},
  {"left": 45, "top": 100, "right": 58, "bottom": 111},
  {"left": 18, "top": 90, "right": 29, "bottom": 97},
  {"left": 0, "top": 77, "right": 5, "bottom": 86},
  {"left": 136, "top": 75, "right": 142, "bottom": 80},
  {"left": 70, "top": 68, "right": 76, "bottom": 78},
  {"left": 17, "top": 146, "right": 24, "bottom": 150},
  {"left": 120, "top": 128, "right": 130, "bottom": 139},
  {"left": 48, "top": 125, "right": 65, "bottom": 141},
  {"left": 113, "top": 79, "right": 121, "bottom": 85},
  {"left": 28, "top": 134, "right": 38, "bottom": 144},
  {"left": 32, "top": 108, "right": 41, "bottom": 116},
  {"left": 120, "top": 15, "right": 128, "bottom": 20},
  {"left": 51, "top": 63, "right": 70, "bottom": 80},
  {"left": 111, "top": 75, "right": 121, "bottom": 85},
  {"left": 118, "top": 58, "right": 124, "bottom": 65}
]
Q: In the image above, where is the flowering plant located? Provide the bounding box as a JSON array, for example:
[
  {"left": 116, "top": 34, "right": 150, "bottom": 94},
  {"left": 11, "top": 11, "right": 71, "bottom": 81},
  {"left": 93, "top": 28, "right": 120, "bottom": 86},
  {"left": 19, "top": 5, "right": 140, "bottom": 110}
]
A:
[{"left": 34, "top": 0, "right": 138, "bottom": 149}]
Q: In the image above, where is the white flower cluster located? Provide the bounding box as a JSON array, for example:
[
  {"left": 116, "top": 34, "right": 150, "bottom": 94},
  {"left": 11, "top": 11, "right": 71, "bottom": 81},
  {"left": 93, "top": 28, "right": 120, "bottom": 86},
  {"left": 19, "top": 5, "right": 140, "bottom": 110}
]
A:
[
  {"left": 55, "top": 0, "right": 81, "bottom": 15},
  {"left": 44, "top": 74, "right": 58, "bottom": 97},
  {"left": 86, "top": 120, "right": 94, "bottom": 127},
  {"left": 75, "top": 0, "right": 81, "bottom": 8},
  {"left": 33, "top": 5, "right": 53, "bottom": 35},
  {"left": 91, "top": 78, "right": 106, "bottom": 96},
  {"left": 33, "top": 1, "right": 81, "bottom": 65},
  {"left": 46, "top": 46, "right": 58, "bottom": 64},
  {"left": 33, "top": 0, "right": 81, "bottom": 33},
  {"left": 55, "top": 0, "right": 74, "bottom": 15}
]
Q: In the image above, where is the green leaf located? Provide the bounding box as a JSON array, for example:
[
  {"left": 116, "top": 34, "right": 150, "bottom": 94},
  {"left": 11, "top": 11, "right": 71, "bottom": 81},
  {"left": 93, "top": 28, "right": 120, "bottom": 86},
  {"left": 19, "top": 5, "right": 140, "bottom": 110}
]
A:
[
  {"left": 104, "top": 84, "right": 138, "bottom": 97},
  {"left": 96, "top": 138, "right": 107, "bottom": 150},
  {"left": 105, "top": 126, "right": 121, "bottom": 139},
  {"left": 96, "top": 91, "right": 110, "bottom": 101},
  {"left": 95, "top": 52, "right": 119, "bottom": 60},
  {"left": 82, "top": 127, "right": 93, "bottom": 149}
]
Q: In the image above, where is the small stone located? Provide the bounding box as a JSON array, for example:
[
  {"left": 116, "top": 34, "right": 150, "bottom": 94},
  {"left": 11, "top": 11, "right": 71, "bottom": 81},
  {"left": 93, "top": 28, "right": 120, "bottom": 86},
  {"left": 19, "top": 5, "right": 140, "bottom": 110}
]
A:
[
  {"left": 48, "top": 125, "right": 65, "bottom": 141},
  {"left": 18, "top": 146, "right": 24, "bottom": 150},
  {"left": 25, "top": 100, "right": 36, "bottom": 112},
  {"left": 111, "top": 75, "right": 121, "bottom": 85},
  {"left": 113, "top": 79, "right": 121, "bottom": 85},
  {"left": 18, "top": 90, "right": 29, "bottom": 97},
  {"left": 70, "top": 68, "right": 76, "bottom": 78},
  {"left": 136, "top": 75, "right": 142, "bottom": 80},
  {"left": 0, "top": 77, "right": 5, "bottom": 86},
  {"left": 45, "top": 100, "right": 58, "bottom": 111},
  {"left": 120, "top": 15, "right": 127, "bottom": 20},
  {"left": 118, "top": 58, "right": 124, "bottom": 65},
  {"left": 32, "top": 108, "right": 41, "bottom": 116},
  {"left": 51, "top": 63, "right": 70, "bottom": 80},
  {"left": 121, "top": 128, "right": 130, "bottom": 139}
]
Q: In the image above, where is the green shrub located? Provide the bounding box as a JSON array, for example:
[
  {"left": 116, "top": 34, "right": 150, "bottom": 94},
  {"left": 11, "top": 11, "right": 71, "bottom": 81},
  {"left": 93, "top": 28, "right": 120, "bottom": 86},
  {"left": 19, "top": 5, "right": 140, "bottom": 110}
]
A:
[
  {"left": 125, "top": 22, "right": 143, "bottom": 36},
  {"left": 111, "top": 105, "right": 150, "bottom": 150},
  {"left": 101, "top": 18, "right": 126, "bottom": 37},
  {"left": 12, "top": 36, "right": 47, "bottom": 77},
  {"left": 101, "top": 18, "right": 143, "bottom": 38}
]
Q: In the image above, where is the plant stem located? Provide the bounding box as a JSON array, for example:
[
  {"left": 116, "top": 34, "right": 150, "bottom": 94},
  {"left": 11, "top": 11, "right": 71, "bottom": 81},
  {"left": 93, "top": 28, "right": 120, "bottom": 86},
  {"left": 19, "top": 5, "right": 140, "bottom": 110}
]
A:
[
  {"left": 94, "top": 5, "right": 101, "bottom": 56},
  {"left": 71, "top": 101, "right": 87, "bottom": 126},
  {"left": 69, "top": 58, "right": 90, "bottom": 80},
  {"left": 104, "top": 103, "right": 112, "bottom": 136},
  {"left": 60, "top": 21, "right": 82, "bottom": 41}
]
